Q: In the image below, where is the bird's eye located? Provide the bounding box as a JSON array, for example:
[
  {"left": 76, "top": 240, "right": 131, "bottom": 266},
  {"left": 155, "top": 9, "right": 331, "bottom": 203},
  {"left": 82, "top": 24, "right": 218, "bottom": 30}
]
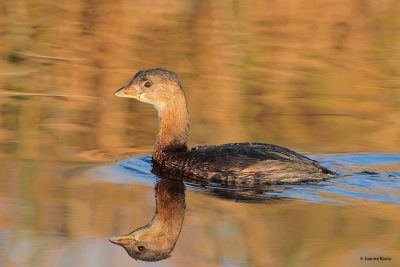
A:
[
  {"left": 137, "top": 246, "right": 146, "bottom": 252},
  {"left": 144, "top": 81, "right": 151, "bottom": 87}
]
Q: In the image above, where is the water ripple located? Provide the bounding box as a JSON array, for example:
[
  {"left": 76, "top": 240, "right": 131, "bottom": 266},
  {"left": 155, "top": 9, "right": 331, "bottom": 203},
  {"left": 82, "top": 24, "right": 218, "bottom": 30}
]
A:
[{"left": 91, "top": 152, "right": 400, "bottom": 205}]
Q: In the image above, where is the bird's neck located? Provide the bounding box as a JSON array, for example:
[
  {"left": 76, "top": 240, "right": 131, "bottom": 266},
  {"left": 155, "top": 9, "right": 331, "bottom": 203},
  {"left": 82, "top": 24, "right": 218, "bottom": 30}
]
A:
[
  {"left": 151, "top": 180, "right": 186, "bottom": 230},
  {"left": 140, "top": 180, "right": 186, "bottom": 250},
  {"left": 127, "top": 180, "right": 186, "bottom": 253},
  {"left": 154, "top": 97, "right": 189, "bottom": 160}
]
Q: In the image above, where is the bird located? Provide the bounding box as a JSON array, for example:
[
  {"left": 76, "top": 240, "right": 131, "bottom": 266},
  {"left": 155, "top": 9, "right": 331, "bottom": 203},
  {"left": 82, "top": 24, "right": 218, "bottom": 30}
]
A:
[{"left": 115, "top": 68, "right": 336, "bottom": 186}]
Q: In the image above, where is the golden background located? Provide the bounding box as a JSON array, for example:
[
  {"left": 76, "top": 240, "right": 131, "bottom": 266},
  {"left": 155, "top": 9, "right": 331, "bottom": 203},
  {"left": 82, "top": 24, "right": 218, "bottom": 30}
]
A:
[{"left": 0, "top": 0, "right": 399, "bottom": 266}]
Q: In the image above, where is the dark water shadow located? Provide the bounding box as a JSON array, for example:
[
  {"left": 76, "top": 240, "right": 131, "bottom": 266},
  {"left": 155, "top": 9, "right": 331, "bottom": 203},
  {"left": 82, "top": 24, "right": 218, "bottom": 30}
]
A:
[{"left": 151, "top": 166, "right": 289, "bottom": 204}]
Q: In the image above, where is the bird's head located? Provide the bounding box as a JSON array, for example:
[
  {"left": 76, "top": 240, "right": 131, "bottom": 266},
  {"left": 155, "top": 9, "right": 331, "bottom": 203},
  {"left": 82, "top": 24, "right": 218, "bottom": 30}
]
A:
[
  {"left": 115, "top": 68, "right": 184, "bottom": 112},
  {"left": 109, "top": 225, "right": 173, "bottom": 262}
]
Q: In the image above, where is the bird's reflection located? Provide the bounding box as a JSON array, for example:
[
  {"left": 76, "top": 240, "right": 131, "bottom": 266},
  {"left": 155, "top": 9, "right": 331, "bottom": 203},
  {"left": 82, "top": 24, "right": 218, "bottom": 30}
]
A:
[
  {"left": 109, "top": 178, "right": 185, "bottom": 261},
  {"left": 109, "top": 165, "right": 291, "bottom": 262}
]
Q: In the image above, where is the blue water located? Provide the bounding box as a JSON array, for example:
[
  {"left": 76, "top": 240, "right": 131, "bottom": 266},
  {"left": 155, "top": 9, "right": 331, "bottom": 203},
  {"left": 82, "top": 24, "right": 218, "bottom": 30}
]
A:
[{"left": 91, "top": 153, "right": 400, "bottom": 206}]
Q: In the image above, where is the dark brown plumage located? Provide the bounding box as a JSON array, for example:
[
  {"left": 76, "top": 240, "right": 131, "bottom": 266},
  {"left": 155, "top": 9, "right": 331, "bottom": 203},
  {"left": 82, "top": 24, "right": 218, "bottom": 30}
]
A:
[{"left": 115, "top": 68, "right": 336, "bottom": 186}]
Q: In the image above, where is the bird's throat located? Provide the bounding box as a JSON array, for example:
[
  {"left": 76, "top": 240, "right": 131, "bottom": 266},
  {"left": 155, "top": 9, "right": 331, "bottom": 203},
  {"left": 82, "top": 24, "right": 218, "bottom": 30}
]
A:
[{"left": 153, "top": 101, "right": 189, "bottom": 160}]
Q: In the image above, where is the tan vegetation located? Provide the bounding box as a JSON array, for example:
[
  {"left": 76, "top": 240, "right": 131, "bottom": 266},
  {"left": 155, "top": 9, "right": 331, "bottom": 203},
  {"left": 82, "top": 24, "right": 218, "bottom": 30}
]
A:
[{"left": 0, "top": 0, "right": 399, "bottom": 266}]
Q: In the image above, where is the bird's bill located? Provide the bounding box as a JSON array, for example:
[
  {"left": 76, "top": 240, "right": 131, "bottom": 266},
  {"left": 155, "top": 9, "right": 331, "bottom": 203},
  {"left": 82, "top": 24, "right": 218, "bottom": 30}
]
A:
[
  {"left": 114, "top": 85, "right": 141, "bottom": 98},
  {"left": 109, "top": 235, "right": 135, "bottom": 246}
]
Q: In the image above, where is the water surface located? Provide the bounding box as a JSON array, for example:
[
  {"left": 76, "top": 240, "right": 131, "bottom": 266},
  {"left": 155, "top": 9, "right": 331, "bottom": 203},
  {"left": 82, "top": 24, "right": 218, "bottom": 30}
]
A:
[{"left": 1, "top": 1, "right": 400, "bottom": 266}]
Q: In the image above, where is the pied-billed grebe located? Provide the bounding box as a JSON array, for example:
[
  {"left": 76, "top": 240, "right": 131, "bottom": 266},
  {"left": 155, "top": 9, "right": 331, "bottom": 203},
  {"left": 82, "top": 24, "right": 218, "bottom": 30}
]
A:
[{"left": 115, "top": 68, "right": 335, "bottom": 185}]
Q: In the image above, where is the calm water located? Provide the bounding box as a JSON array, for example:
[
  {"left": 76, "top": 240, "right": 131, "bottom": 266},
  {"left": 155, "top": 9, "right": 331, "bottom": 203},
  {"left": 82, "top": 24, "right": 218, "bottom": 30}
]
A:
[{"left": 1, "top": 1, "right": 400, "bottom": 267}]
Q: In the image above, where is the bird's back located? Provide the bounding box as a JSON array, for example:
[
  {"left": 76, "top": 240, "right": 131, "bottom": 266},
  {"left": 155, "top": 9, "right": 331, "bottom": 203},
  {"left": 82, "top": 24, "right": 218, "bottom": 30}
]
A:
[{"left": 152, "top": 142, "right": 335, "bottom": 186}]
